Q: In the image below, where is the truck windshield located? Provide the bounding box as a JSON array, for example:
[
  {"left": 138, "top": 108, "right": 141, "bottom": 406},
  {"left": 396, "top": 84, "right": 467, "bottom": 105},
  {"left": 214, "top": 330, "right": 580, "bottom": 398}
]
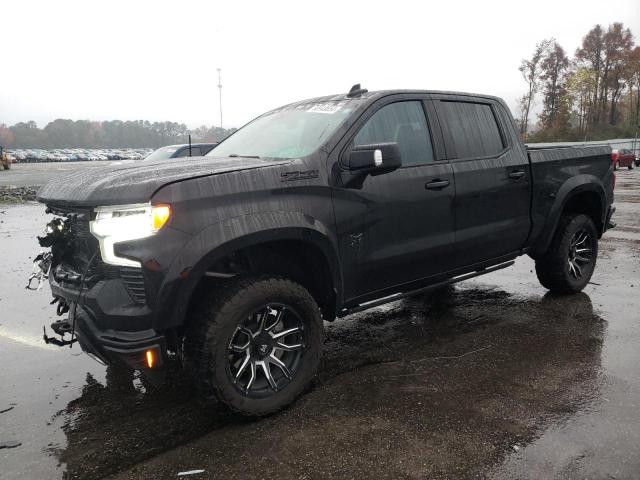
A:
[{"left": 208, "top": 101, "right": 353, "bottom": 159}]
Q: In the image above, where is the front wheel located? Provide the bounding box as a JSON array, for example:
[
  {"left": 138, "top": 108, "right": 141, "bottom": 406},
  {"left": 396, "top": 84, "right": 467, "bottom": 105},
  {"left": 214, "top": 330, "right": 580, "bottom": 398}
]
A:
[
  {"left": 184, "top": 275, "right": 323, "bottom": 416},
  {"left": 535, "top": 214, "right": 598, "bottom": 294},
  {"left": 629, "top": 162, "right": 635, "bottom": 170}
]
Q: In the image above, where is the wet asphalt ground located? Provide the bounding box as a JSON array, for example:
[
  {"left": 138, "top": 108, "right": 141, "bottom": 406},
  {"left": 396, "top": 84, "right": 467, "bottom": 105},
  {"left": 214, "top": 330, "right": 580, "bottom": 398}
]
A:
[
  {"left": 0, "top": 162, "right": 113, "bottom": 189},
  {"left": 0, "top": 167, "right": 639, "bottom": 479}
]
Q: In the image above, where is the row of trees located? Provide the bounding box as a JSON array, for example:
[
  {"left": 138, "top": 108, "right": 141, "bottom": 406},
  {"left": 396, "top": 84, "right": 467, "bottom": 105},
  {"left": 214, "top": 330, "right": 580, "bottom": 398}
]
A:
[
  {"left": 0, "top": 119, "right": 237, "bottom": 149},
  {"left": 517, "top": 22, "right": 640, "bottom": 142}
]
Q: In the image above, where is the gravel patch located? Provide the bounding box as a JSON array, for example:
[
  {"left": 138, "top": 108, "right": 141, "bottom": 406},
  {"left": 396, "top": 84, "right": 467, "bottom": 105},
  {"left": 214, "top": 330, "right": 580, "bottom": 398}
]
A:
[{"left": 0, "top": 186, "right": 39, "bottom": 203}]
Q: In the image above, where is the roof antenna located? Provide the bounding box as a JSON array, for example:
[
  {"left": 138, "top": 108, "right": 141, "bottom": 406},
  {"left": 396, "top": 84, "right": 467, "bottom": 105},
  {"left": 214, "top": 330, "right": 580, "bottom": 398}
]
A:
[{"left": 347, "top": 83, "right": 368, "bottom": 98}]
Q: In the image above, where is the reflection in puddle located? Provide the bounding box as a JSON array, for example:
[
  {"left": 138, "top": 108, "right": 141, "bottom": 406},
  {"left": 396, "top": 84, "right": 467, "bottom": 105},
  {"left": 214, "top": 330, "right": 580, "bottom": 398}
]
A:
[
  {"left": 49, "top": 365, "right": 245, "bottom": 479},
  {"left": 51, "top": 287, "right": 605, "bottom": 479}
]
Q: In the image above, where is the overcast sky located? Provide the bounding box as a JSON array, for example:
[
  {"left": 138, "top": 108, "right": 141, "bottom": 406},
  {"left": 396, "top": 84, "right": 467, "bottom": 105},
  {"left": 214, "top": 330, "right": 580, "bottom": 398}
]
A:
[{"left": 2, "top": 0, "right": 639, "bottom": 130}]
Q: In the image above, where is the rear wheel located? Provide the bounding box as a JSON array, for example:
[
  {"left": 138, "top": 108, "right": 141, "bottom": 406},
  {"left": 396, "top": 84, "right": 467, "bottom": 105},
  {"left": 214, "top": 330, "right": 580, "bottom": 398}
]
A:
[
  {"left": 184, "top": 275, "right": 323, "bottom": 416},
  {"left": 535, "top": 214, "right": 598, "bottom": 294},
  {"left": 614, "top": 161, "right": 619, "bottom": 171}
]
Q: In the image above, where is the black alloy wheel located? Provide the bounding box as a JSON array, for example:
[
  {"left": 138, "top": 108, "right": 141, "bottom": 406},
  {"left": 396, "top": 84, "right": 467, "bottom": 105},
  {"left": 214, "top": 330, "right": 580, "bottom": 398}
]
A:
[
  {"left": 184, "top": 275, "right": 323, "bottom": 416},
  {"left": 227, "top": 303, "right": 305, "bottom": 398},
  {"left": 535, "top": 214, "right": 598, "bottom": 294},
  {"left": 567, "top": 229, "right": 593, "bottom": 281}
]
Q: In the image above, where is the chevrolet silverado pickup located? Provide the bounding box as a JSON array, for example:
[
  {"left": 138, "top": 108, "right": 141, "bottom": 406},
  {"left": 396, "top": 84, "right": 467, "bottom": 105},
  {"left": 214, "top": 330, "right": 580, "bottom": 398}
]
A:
[{"left": 34, "top": 85, "right": 615, "bottom": 415}]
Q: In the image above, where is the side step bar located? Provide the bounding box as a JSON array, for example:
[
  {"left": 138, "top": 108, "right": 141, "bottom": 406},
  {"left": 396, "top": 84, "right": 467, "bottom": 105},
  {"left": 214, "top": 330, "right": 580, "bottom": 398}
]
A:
[{"left": 342, "top": 260, "right": 515, "bottom": 316}]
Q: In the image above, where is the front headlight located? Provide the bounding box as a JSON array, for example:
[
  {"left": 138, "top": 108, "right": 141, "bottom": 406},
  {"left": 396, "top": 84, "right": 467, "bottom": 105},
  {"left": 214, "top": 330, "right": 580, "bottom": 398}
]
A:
[{"left": 90, "top": 203, "right": 171, "bottom": 267}]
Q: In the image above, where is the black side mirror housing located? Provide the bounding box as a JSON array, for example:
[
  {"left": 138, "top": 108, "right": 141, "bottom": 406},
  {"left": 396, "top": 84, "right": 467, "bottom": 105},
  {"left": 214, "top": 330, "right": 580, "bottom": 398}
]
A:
[
  {"left": 341, "top": 142, "right": 402, "bottom": 188},
  {"left": 348, "top": 142, "right": 402, "bottom": 175}
]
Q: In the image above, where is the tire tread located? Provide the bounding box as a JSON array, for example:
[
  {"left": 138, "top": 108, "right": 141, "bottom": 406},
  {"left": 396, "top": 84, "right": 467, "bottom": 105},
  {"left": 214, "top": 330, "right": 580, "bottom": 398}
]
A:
[
  {"left": 535, "top": 214, "right": 597, "bottom": 294},
  {"left": 185, "top": 275, "right": 322, "bottom": 416}
]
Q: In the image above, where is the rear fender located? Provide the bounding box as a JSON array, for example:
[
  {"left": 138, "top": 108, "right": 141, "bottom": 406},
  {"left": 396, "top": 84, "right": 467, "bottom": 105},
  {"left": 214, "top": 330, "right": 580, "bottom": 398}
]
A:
[{"left": 530, "top": 175, "right": 605, "bottom": 257}]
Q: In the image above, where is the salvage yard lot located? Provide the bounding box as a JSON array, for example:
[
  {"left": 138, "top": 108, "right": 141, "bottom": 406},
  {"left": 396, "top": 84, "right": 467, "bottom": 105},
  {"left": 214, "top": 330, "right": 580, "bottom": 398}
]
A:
[
  {"left": 0, "top": 161, "right": 108, "bottom": 188},
  {"left": 1, "top": 166, "right": 639, "bottom": 479}
]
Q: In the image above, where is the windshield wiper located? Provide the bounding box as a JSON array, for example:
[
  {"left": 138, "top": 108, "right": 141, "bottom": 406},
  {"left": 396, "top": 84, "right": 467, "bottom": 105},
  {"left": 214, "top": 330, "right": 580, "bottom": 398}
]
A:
[{"left": 228, "top": 154, "right": 261, "bottom": 159}]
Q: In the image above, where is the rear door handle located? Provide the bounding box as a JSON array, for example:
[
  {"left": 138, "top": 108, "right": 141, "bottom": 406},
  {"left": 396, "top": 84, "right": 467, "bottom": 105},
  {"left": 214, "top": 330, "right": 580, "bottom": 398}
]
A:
[
  {"left": 508, "top": 170, "right": 526, "bottom": 180},
  {"left": 425, "top": 179, "right": 450, "bottom": 190}
]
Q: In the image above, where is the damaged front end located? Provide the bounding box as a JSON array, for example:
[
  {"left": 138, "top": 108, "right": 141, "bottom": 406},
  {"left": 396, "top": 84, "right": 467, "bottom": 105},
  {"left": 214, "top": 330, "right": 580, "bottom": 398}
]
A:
[
  {"left": 28, "top": 205, "right": 166, "bottom": 369},
  {"left": 29, "top": 208, "right": 102, "bottom": 347}
]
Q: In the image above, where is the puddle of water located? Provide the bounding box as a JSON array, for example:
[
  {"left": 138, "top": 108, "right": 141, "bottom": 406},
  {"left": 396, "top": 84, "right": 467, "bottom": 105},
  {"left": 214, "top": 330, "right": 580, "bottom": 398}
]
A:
[{"left": 1, "top": 175, "right": 639, "bottom": 480}]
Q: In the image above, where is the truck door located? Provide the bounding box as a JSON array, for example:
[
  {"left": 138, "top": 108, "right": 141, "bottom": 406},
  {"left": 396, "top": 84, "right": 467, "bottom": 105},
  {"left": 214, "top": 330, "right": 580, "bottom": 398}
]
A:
[
  {"left": 334, "top": 98, "right": 456, "bottom": 301},
  {"left": 433, "top": 98, "right": 531, "bottom": 267}
]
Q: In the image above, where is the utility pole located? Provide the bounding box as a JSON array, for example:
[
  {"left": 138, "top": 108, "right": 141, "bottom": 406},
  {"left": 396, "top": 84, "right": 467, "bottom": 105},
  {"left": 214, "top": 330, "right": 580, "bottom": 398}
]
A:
[{"left": 217, "top": 68, "right": 223, "bottom": 129}]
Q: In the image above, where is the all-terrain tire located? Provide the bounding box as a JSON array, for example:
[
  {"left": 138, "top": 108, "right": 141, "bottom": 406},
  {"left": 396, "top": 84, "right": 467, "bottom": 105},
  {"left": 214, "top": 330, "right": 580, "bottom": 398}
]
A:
[
  {"left": 535, "top": 214, "right": 598, "bottom": 294},
  {"left": 184, "top": 275, "right": 323, "bottom": 416}
]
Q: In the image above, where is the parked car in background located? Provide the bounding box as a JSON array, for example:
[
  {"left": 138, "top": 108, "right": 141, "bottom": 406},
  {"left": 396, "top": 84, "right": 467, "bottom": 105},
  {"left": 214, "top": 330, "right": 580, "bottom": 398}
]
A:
[
  {"left": 2, "top": 148, "right": 157, "bottom": 162},
  {"left": 144, "top": 143, "right": 218, "bottom": 162},
  {"left": 612, "top": 148, "right": 636, "bottom": 170}
]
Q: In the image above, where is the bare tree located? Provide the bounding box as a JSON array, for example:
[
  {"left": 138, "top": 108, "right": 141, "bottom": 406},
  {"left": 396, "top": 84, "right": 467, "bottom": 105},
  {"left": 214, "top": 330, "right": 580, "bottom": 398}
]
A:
[
  {"left": 515, "top": 95, "right": 529, "bottom": 134},
  {"left": 603, "top": 23, "right": 634, "bottom": 124},
  {"left": 628, "top": 47, "right": 640, "bottom": 127},
  {"left": 566, "top": 67, "right": 597, "bottom": 134},
  {"left": 576, "top": 23, "right": 634, "bottom": 127},
  {"left": 519, "top": 40, "right": 551, "bottom": 138},
  {"left": 539, "top": 40, "right": 570, "bottom": 130},
  {"left": 575, "top": 25, "right": 605, "bottom": 127}
]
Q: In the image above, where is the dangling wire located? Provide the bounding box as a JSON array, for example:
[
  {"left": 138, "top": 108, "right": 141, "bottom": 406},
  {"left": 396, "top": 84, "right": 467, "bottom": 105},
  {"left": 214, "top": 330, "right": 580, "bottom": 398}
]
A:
[{"left": 69, "top": 250, "right": 99, "bottom": 348}]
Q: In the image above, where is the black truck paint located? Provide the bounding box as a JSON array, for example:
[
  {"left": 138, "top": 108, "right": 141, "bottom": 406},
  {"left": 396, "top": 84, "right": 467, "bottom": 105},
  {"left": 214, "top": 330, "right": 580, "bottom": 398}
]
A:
[{"left": 36, "top": 88, "right": 615, "bottom": 414}]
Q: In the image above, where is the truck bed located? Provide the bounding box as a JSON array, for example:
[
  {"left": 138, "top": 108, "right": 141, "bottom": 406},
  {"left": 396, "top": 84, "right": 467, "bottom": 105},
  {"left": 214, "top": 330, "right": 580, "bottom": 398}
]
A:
[{"left": 525, "top": 144, "right": 613, "bottom": 253}]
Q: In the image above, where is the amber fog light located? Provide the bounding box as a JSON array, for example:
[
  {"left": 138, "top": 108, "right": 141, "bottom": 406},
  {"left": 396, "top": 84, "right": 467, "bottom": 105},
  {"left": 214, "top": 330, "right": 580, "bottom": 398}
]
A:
[{"left": 145, "top": 348, "right": 159, "bottom": 368}]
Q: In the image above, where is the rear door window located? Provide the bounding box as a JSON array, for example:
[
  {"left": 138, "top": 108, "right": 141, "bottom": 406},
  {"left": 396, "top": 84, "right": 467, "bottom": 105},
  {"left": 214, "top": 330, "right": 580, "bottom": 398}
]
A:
[
  {"left": 353, "top": 101, "right": 434, "bottom": 166},
  {"left": 436, "top": 101, "right": 505, "bottom": 159}
]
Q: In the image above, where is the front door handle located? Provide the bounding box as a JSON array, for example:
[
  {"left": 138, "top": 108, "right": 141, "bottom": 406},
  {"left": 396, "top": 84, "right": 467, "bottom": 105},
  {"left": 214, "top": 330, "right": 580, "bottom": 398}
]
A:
[
  {"left": 425, "top": 179, "right": 450, "bottom": 190},
  {"left": 509, "top": 170, "right": 526, "bottom": 180}
]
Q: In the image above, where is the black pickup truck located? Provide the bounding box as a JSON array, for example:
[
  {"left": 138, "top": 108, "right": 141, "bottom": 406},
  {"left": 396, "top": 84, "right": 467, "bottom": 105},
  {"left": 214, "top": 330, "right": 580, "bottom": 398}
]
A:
[{"left": 35, "top": 85, "right": 615, "bottom": 415}]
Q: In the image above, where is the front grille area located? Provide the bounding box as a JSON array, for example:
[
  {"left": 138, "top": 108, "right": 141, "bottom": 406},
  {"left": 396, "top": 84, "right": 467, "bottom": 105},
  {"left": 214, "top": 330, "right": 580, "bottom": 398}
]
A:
[
  {"left": 46, "top": 205, "right": 146, "bottom": 305},
  {"left": 120, "top": 267, "right": 147, "bottom": 304}
]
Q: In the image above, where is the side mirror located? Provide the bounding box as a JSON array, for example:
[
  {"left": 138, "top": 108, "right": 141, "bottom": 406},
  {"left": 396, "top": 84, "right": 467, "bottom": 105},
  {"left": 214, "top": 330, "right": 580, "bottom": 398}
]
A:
[{"left": 348, "top": 142, "right": 402, "bottom": 175}]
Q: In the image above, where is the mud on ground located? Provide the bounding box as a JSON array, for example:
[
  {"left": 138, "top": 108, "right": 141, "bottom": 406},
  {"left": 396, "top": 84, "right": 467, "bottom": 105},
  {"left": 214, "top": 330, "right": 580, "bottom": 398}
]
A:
[{"left": 0, "top": 170, "right": 639, "bottom": 480}]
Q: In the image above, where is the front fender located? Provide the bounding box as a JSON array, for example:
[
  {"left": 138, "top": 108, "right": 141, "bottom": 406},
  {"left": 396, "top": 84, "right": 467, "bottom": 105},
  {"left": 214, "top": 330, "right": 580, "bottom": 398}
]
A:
[
  {"left": 530, "top": 175, "right": 605, "bottom": 256},
  {"left": 154, "top": 211, "right": 342, "bottom": 330}
]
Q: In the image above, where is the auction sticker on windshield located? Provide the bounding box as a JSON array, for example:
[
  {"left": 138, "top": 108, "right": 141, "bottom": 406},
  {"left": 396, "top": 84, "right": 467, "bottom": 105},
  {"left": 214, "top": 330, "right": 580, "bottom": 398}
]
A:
[{"left": 306, "top": 102, "right": 345, "bottom": 114}]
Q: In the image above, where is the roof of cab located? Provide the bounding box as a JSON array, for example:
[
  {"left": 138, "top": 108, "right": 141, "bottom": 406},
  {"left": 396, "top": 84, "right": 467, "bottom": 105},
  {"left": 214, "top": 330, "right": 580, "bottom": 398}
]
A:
[{"left": 277, "top": 88, "right": 505, "bottom": 111}]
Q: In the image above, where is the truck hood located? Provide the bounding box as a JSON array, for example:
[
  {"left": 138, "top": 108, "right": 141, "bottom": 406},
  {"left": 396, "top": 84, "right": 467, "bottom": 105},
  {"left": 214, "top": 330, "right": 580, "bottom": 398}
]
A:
[{"left": 37, "top": 156, "right": 289, "bottom": 208}]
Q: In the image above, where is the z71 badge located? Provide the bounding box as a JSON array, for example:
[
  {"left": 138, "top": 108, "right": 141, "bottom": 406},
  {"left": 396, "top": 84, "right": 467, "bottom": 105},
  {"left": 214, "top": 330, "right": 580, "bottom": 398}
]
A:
[{"left": 280, "top": 170, "right": 319, "bottom": 182}]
